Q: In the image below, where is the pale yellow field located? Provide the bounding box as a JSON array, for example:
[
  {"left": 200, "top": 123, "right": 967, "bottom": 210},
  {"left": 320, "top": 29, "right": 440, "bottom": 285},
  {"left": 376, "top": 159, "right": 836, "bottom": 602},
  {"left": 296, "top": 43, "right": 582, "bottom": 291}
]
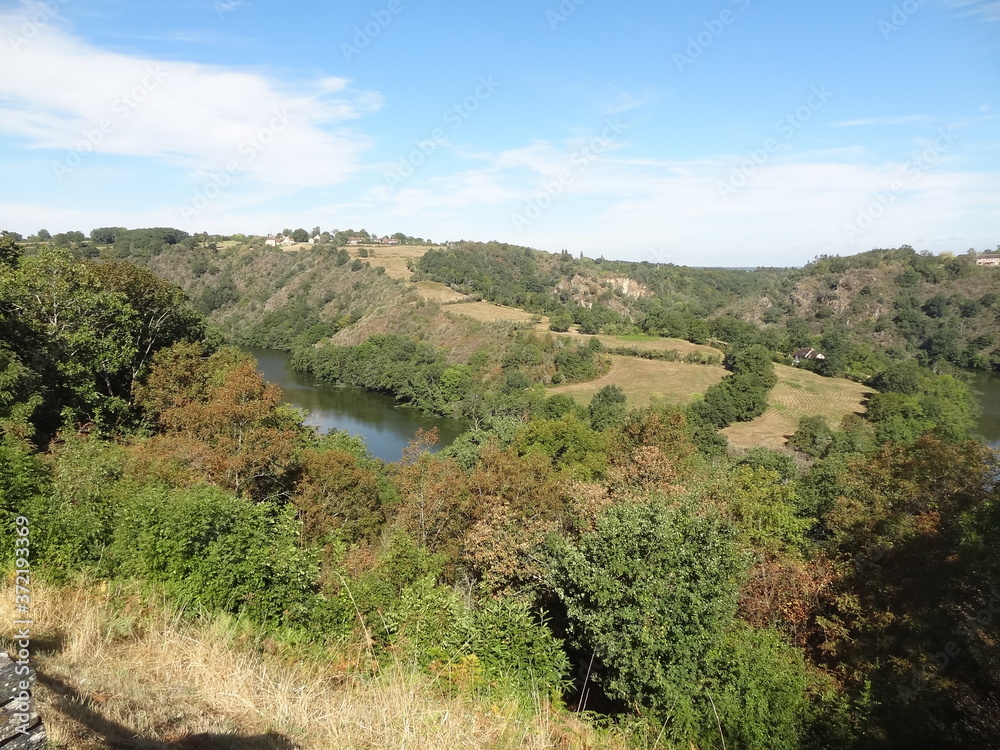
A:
[
  {"left": 446, "top": 301, "right": 548, "bottom": 325},
  {"left": 551, "top": 331, "right": 720, "bottom": 356},
  {"left": 723, "top": 364, "right": 870, "bottom": 449},
  {"left": 548, "top": 355, "right": 727, "bottom": 408},
  {"left": 367, "top": 244, "right": 437, "bottom": 280},
  {"left": 413, "top": 280, "right": 469, "bottom": 303}
]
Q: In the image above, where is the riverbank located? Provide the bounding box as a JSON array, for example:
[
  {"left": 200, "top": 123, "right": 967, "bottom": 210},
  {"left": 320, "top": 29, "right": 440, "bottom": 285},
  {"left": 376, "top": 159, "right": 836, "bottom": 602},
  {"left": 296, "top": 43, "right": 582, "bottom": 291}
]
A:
[{"left": 246, "top": 347, "right": 465, "bottom": 462}]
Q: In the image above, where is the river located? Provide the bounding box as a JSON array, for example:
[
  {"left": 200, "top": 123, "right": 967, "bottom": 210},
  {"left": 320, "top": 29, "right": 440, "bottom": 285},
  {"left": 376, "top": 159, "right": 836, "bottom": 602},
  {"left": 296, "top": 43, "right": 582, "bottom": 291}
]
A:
[
  {"left": 246, "top": 348, "right": 466, "bottom": 463},
  {"left": 248, "top": 347, "right": 1000, "bottom": 455},
  {"left": 962, "top": 369, "right": 1000, "bottom": 448}
]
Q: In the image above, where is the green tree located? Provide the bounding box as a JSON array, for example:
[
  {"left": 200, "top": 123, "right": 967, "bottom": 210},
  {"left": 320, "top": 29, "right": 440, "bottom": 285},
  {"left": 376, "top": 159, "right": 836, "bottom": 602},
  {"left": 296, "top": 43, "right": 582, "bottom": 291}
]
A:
[
  {"left": 588, "top": 384, "right": 626, "bottom": 431},
  {"left": 547, "top": 499, "right": 745, "bottom": 735}
]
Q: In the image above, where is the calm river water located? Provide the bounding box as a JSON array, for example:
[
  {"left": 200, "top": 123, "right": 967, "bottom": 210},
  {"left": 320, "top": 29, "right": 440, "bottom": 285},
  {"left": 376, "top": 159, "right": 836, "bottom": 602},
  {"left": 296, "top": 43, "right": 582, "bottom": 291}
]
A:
[
  {"left": 246, "top": 348, "right": 465, "bottom": 463},
  {"left": 248, "top": 347, "right": 1000, "bottom": 455},
  {"left": 962, "top": 369, "right": 1000, "bottom": 448}
]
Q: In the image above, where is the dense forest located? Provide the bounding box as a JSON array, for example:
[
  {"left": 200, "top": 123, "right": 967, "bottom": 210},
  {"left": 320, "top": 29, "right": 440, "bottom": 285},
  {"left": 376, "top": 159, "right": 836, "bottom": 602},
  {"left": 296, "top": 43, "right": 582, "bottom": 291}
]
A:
[
  {"left": 415, "top": 241, "right": 1000, "bottom": 378},
  {"left": 2, "top": 229, "right": 999, "bottom": 748}
]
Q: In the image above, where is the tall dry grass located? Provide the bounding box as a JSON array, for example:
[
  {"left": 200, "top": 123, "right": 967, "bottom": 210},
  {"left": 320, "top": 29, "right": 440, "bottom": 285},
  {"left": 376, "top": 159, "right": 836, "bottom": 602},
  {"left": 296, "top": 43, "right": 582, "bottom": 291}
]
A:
[{"left": 1, "top": 578, "right": 621, "bottom": 749}]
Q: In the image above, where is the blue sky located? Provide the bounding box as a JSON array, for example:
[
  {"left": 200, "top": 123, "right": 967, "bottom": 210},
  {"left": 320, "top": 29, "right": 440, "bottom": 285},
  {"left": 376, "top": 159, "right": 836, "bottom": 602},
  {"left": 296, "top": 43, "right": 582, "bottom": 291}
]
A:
[{"left": 0, "top": 0, "right": 997, "bottom": 266}]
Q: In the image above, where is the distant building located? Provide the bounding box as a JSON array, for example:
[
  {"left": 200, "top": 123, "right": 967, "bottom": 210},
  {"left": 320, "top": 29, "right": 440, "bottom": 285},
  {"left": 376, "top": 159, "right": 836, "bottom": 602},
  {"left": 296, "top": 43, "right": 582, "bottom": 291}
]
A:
[
  {"left": 264, "top": 236, "right": 278, "bottom": 246},
  {"left": 347, "top": 237, "right": 365, "bottom": 245},
  {"left": 793, "top": 347, "right": 826, "bottom": 363},
  {"left": 976, "top": 253, "right": 1000, "bottom": 267},
  {"left": 379, "top": 235, "right": 400, "bottom": 245}
]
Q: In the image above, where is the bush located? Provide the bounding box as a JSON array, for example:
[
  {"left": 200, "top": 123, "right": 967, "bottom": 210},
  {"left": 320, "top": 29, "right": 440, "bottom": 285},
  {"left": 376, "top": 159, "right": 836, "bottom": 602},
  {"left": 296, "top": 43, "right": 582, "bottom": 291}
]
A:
[
  {"left": 547, "top": 499, "right": 745, "bottom": 736},
  {"left": 107, "top": 485, "right": 319, "bottom": 626},
  {"left": 702, "top": 625, "right": 813, "bottom": 750},
  {"left": 383, "top": 575, "right": 570, "bottom": 699}
]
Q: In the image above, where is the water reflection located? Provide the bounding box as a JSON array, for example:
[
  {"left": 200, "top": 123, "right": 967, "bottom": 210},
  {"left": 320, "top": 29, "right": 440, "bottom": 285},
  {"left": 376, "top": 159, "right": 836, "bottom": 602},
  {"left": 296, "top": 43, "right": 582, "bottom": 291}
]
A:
[
  {"left": 245, "top": 348, "right": 465, "bottom": 462},
  {"left": 962, "top": 369, "right": 1000, "bottom": 448}
]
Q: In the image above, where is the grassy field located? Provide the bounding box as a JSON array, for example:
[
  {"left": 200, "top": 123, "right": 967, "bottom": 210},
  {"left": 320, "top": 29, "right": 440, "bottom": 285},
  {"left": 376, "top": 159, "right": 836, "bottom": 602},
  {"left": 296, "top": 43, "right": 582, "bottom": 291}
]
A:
[
  {"left": 551, "top": 331, "right": 720, "bottom": 356},
  {"left": 368, "top": 244, "right": 437, "bottom": 280},
  {"left": 548, "top": 355, "right": 727, "bottom": 408},
  {"left": 6, "top": 580, "right": 623, "bottom": 750},
  {"left": 413, "top": 280, "right": 469, "bottom": 304},
  {"left": 446, "top": 300, "right": 548, "bottom": 325},
  {"left": 723, "top": 364, "right": 871, "bottom": 449}
]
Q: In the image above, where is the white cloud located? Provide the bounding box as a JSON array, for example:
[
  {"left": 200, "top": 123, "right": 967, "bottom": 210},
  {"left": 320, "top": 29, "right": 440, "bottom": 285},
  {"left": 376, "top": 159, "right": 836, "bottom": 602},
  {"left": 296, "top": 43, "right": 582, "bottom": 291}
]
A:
[
  {"left": 832, "top": 115, "right": 933, "bottom": 127},
  {"left": 946, "top": 0, "right": 1000, "bottom": 21},
  {"left": 0, "top": 2, "right": 379, "bottom": 188},
  {"left": 353, "top": 135, "right": 1000, "bottom": 265}
]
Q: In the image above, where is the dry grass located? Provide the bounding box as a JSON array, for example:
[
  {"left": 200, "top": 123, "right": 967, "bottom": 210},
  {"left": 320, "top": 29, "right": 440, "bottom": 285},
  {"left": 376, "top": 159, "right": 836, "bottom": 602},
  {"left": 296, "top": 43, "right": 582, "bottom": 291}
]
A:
[
  {"left": 366, "top": 245, "right": 436, "bottom": 281},
  {"left": 413, "top": 280, "right": 469, "bottom": 304},
  {"left": 2, "top": 579, "right": 622, "bottom": 750},
  {"left": 548, "top": 355, "right": 727, "bottom": 408},
  {"left": 551, "top": 332, "right": 719, "bottom": 356},
  {"left": 445, "top": 301, "right": 547, "bottom": 326},
  {"left": 723, "top": 364, "right": 870, "bottom": 449}
]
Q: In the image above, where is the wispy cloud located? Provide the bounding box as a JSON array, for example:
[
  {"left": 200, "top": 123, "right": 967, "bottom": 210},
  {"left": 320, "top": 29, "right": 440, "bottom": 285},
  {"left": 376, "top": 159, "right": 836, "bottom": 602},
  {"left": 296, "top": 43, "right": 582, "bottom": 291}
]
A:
[
  {"left": 0, "top": 3, "right": 380, "bottom": 188},
  {"left": 833, "top": 115, "right": 934, "bottom": 127},
  {"left": 946, "top": 0, "right": 1000, "bottom": 21}
]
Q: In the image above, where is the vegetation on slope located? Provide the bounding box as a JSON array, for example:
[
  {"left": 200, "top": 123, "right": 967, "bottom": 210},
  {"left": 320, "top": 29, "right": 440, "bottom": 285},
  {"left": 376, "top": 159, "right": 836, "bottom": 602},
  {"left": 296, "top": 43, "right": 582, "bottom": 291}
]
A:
[{"left": 4, "top": 231, "right": 1000, "bottom": 749}]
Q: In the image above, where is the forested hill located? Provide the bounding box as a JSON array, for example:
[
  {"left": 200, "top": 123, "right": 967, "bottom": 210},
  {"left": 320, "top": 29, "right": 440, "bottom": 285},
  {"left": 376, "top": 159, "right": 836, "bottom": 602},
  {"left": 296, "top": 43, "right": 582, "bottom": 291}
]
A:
[
  {"left": 415, "top": 241, "right": 1000, "bottom": 376},
  {"left": 4, "top": 231, "right": 1000, "bottom": 748}
]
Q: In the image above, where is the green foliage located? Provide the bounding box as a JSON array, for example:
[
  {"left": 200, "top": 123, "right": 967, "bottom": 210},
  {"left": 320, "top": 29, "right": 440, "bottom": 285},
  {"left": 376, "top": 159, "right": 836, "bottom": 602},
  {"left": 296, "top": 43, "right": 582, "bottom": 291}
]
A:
[
  {"left": 865, "top": 373, "right": 977, "bottom": 444},
  {"left": 722, "top": 467, "right": 814, "bottom": 556},
  {"left": 547, "top": 499, "right": 746, "bottom": 735},
  {"left": 688, "top": 345, "right": 776, "bottom": 430},
  {"left": 237, "top": 299, "right": 339, "bottom": 351},
  {"left": 553, "top": 342, "right": 600, "bottom": 382},
  {"left": 294, "top": 334, "right": 459, "bottom": 416},
  {"left": 734, "top": 446, "right": 797, "bottom": 482},
  {"left": 380, "top": 575, "right": 570, "bottom": 698},
  {"left": 588, "top": 384, "right": 626, "bottom": 431},
  {"left": 0, "top": 249, "right": 204, "bottom": 438},
  {"left": 107, "top": 485, "right": 319, "bottom": 625},
  {"left": 0, "top": 231, "right": 21, "bottom": 267},
  {"left": 548, "top": 310, "right": 573, "bottom": 332},
  {"left": 0, "top": 433, "right": 50, "bottom": 562},
  {"left": 790, "top": 415, "right": 836, "bottom": 458},
  {"left": 513, "top": 412, "right": 607, "bottom": 479},
  {"left": 110, "top": 227, "right": 190, "bottom": 258},
  {"left": 702, "top": 625, "right": 813, "bottom": 750}
]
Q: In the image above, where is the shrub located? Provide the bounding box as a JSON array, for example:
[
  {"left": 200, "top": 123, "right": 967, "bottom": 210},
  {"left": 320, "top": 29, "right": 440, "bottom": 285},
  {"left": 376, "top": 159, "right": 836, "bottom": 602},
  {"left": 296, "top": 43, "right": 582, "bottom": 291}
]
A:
[
  {"left": 108, "top": 485, "right": 319, "bottom": 626},
  {"left": 547, "top": 499, "right": 745, "bottom": 736}
]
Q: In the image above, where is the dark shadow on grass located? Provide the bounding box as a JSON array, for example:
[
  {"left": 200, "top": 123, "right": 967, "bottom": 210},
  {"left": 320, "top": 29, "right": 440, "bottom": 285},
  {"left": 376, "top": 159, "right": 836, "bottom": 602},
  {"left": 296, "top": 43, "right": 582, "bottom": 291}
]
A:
[{"left": 36, "top": 671, "right": 298, "bottom": 749}]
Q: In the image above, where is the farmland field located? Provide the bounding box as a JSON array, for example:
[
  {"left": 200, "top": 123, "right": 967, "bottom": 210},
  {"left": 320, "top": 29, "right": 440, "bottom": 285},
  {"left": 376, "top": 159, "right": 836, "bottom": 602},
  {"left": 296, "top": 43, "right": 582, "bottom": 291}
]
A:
[
  {"left": 723, "top": 364, "right": 870, "bottom": 449},
  {"left": 368, "top": 244, "right": 437, "bottom": 280},
  {"left": 548, "top": 355, "right": 727, "bottom": 408},
  {"left": 445, "top": 301, "right": 547, "bottom": 325},
  {"left": 551, "top": 331, "right": 720, "bottom": 356}
]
